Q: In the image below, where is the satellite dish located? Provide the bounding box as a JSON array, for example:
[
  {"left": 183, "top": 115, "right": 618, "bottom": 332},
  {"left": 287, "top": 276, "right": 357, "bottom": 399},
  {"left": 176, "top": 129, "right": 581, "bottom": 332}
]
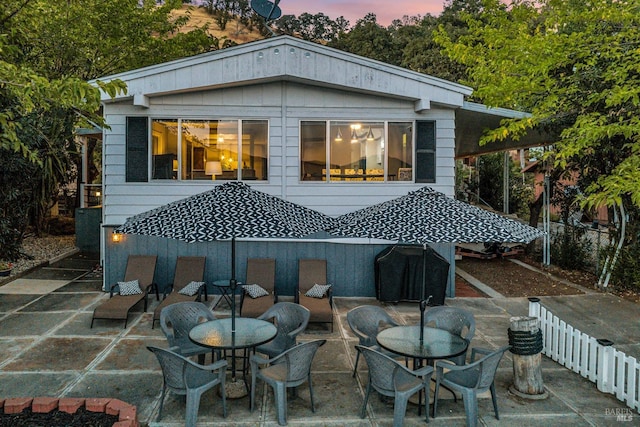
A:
[{"left": 251, "top": 0, "right": 282, "bottom": 21}]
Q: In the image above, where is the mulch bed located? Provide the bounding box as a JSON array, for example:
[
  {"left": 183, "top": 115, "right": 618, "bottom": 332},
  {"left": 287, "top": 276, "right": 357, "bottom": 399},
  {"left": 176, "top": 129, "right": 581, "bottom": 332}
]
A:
[{"left": 0, "top": 408, "right": 118, "bottom": 427}]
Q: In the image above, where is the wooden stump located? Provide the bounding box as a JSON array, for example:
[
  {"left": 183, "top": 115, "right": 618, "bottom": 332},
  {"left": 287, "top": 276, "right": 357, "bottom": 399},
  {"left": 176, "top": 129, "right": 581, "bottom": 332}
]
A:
[{"left": 509, "top": 316, "right": 548, "bottom": 399}]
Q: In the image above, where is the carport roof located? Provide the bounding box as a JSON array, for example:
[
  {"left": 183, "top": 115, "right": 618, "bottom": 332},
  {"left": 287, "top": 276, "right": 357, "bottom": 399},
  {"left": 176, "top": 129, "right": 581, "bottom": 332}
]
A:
[{"left": 455, "top": 101, "right": 555, "bottom": 158}]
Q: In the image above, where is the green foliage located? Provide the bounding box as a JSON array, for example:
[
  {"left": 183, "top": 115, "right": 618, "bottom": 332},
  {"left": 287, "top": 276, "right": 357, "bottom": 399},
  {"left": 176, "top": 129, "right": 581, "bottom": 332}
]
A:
[
  {"left": 475, "top": 152, "right": 531, "bottom": 215},
  {"left": 435, "top": 0, "right": 640, "bottom": 213},
  {"left": 549, "top": 225, "right": 593, "bottom": 271},
  {"left": 0, "top": 0, "right": 213, "bottom": 254}
]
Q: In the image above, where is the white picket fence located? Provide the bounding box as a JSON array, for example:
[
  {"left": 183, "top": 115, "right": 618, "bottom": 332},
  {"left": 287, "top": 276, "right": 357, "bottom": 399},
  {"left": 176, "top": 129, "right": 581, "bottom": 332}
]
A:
[{"left": 528, "top": 298, "right": 640, "bottom": 412}]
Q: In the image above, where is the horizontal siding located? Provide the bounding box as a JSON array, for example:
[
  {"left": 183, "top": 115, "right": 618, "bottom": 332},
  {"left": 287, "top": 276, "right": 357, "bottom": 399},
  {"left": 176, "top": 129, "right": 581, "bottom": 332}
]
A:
[
  {"left": 104, "top": 231, "right": 456, "bottom": 299},
  {"left": 102, "top": 82, "right": 456, "bottom": 225}
]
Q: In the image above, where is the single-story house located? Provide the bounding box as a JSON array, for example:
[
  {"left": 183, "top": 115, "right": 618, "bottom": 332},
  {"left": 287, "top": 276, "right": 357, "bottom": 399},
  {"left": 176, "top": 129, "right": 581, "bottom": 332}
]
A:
[{"left": 94, "top": 35, "right": 537, "bottom": 299}]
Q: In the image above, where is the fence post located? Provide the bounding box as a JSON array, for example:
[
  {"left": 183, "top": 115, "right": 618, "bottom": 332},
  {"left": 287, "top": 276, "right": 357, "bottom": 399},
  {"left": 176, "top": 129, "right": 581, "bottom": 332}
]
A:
[
  {"left": 528, "top": 297, "right": 541, "bottom": 318},
  {"left": 596, "top": 338, "right": 615, "bottom": 393}
]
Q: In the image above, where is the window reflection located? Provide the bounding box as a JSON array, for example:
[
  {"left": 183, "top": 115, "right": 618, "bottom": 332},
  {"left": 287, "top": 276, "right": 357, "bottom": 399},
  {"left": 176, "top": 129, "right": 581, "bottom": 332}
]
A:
[
  {"left": 300, "top": 120, "right": 412, "bottom": 182},
  {"left": 152, "top": 119, "right": 268, "bottom": 181}
]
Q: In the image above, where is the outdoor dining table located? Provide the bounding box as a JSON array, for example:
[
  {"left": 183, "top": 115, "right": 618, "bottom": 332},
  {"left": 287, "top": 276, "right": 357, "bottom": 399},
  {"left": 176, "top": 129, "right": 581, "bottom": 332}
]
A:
[
  {"left": 376, "top": 325, "right": 468, "bottom": 362},
  {"left": 376, "top": 325, "right": 468, "bottom": 413},
  {"left": 189, "top": 317, "right": 277, "bottom": 398}
]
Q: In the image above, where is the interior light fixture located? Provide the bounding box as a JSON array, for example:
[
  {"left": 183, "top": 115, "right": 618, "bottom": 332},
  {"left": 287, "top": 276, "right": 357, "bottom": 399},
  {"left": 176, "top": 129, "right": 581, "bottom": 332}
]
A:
[
  {"left": 350, "top": 128, "right": 359, "bottom": 143},
  {"left": 366, "top": 127, "right": 374, "bottom": 141},
  {"left": 205, "top": 161, "right": 222, "bottom": 180},
  {"left": 335, "top": 128, "right": 343, "bottom": 142}
]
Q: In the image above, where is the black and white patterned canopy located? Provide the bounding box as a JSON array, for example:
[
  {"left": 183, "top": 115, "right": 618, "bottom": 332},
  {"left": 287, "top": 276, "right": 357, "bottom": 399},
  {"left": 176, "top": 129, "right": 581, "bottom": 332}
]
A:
[
  {"left": 115, "top": 182, "right": 336, "bottom": 242},
  {"left": 330, "top": 186, "right": 543, "bottom": 244}
]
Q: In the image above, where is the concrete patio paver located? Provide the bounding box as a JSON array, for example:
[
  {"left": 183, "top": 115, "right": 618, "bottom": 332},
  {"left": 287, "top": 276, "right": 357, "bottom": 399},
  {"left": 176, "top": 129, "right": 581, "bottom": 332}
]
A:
[{"left": 0, "top": 251, "right": 637, "bottom": 426}]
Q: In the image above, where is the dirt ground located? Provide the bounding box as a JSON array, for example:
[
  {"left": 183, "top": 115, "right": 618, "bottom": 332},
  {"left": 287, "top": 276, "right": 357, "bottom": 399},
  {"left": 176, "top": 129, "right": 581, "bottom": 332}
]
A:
[{"left": 457, "top": 255, "right": 601, "bottom": 298}]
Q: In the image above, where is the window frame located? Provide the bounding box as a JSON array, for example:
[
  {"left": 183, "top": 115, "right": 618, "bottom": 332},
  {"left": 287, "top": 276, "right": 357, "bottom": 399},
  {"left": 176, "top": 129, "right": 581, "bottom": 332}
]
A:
[
  {"left": 147, "top": 117, "right": 269, "bottom": 182},
  {"left": 299, "top": 119, "right": 417, "bottom": 183}
]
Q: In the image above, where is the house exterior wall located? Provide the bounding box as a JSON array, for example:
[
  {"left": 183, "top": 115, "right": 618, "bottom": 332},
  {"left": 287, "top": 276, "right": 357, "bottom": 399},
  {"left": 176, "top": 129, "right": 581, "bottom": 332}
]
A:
[
  {"left": 98, "top": 36, "right": 470, "bottom": 298},
  {"left": 104, "top": 233, "right": 455, "bottom": 299},
  {"left": 102, "top": 82, "right": 456, "bottom": 225}
]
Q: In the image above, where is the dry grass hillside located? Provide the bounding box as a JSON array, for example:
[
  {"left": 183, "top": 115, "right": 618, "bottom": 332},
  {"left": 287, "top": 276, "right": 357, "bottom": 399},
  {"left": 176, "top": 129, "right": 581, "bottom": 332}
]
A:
[{"left": 171, "top": 4, "right": 264, "bottom": 45}]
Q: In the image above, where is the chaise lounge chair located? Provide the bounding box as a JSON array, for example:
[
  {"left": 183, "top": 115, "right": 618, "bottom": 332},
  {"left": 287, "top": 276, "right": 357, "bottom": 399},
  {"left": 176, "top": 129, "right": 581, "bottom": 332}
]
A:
[
  {"left": 91, "top": 255, "right": 157, "bottom": 328},
  {"left": 239, "top": 258, "right": 276, "bottom": 318},
  {"left": 296, "top": 259, "right": 333, "bottom": 331},
  {"left": 152, "top": 256, "right": 207, "bottom": 328}
]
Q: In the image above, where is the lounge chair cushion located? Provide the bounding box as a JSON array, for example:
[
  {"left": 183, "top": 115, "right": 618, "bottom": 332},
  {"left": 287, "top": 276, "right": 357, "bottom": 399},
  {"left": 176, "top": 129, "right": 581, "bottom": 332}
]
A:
[
  {"left": 305, "top": 283, "right": 331, "bottom": 298},
  {"left": 178, "top": 281, "right": 205, "bottom": 296},
  {"left": 243, "top": 284, "right": 269, "bottom": 299},
  {"left": 118, "top": 280, "right": 143, "bottom": 296}
]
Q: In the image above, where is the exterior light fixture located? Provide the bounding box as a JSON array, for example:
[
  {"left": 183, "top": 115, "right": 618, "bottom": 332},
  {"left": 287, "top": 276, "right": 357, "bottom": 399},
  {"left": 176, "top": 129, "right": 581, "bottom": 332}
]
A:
[{"left": 112, "top": 232, "right": 123, "bottom": 243}]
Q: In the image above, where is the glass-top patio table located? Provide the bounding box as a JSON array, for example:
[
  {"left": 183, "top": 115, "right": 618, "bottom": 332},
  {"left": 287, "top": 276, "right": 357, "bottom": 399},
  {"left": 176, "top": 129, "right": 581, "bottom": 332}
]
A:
[
  {"left": 377, "top": 325, "right": 468, "bottom": 414},
  {"left": 189, "top": 317, "right": 277, "bottom": 398},
  {"left": 376, "top": 325, "right": 468, "bottom": 361}
]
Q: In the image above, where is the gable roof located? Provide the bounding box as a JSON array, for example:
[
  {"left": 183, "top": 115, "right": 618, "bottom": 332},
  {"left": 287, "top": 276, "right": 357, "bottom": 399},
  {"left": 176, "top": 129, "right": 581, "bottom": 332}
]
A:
[{"left": 94, "top": 35, "right": 472, "bottom": 112}]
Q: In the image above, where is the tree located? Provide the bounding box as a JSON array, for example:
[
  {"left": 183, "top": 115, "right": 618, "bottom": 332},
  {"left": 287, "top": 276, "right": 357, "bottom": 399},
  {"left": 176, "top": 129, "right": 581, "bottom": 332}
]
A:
[
  {"left": 435, "top": 0, "right": 640, "bottom": 287},
  {"left": 0, "top": 0, "right": 215, "bottom": 260},
  {"left": 329, "top": 14, "right": 403, "bottom": 66}
]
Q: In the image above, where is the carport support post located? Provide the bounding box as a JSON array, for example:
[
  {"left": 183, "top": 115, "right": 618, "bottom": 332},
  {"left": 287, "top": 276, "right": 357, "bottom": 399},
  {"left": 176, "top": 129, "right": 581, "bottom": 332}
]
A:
[{"left": 508, "top": 315, "right": 548, "bottom": 399}]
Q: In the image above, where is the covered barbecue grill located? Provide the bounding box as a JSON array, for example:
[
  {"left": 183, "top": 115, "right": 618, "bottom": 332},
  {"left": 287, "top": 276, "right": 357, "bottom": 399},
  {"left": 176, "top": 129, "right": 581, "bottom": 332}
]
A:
[{"left": 374, "top": 245, "right": 449, "bottom": 304}]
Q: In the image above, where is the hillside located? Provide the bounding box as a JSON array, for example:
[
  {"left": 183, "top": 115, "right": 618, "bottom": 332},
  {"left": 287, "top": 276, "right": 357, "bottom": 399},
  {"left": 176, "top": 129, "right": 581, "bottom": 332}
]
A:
[{"left": 171, "top": 4, "right": 265, "bottom": 45}]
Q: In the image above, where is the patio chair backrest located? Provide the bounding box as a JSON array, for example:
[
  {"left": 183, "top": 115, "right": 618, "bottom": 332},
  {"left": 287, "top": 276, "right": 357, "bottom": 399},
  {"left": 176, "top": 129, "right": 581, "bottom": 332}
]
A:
[
  {"left": 281, "top": 339, "right": 326, "bottom": 383},
  {"left": 172, "top": 256, "right": 206, "bottom": 292},
  {"left": 160, "top": 302, "right": 216, "bottom": 347},
  {"left": 424, "top": 306, "right": 475, "bottom": 341},
  {"left": 347, "top": 305, "right": 398, "bottom": 347},
  {"left": 424, "top": 306, "right": 475, "bottom": 365},
  {"left": 258, "top": 302, "right": 310, "bottom": 353},
  {"left": 149, "top": 345, "right": 192, "bottom": 391},
  {"left": 358, "top": 345, "right": 399, "bottom": 395},
  {"left": 124, "top": 255, "right": 157, "bottom": 289},
  {"left": 475, "top": 346, "right": 509, "bottom": 390},
  {"left": 298, "top": 259, "right": 327, "bottom": 291},
  {"left": 245, "top": 258, "right": 276, "bottom": 291}
]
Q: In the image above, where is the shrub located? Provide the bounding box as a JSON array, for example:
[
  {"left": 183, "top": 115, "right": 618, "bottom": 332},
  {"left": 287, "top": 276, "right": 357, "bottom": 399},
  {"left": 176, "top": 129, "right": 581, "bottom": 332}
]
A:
[{"left": 549, "top": 225, "right": 592, "bottom": 271}]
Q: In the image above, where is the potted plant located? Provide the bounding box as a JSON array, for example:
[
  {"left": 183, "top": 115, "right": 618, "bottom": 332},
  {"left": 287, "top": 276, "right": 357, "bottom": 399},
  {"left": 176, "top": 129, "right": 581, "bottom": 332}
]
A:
[{"left": 0, "top": 261, "right": 13, "bottom": 277}]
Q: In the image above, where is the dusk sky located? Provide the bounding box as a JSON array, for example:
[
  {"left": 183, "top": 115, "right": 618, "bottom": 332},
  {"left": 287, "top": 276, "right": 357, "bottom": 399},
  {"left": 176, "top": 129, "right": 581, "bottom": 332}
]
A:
[{"left": 280, "top": 0, "right": 446, "bottom": 26}]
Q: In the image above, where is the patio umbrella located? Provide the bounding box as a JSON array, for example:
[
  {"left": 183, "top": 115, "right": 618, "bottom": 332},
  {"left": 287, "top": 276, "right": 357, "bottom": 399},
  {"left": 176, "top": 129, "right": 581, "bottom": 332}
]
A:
[
  {"left": 115, "top": 181, "right": 336, "bottom": 378},
  {"left": 329, "top": 186, "right": 543, "bottom": 341}
]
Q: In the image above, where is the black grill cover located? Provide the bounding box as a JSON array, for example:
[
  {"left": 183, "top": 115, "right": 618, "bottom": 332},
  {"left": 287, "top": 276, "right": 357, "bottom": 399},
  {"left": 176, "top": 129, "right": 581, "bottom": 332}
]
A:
[{"left": 375, "top": 245, "right": 449, "bottom": 304}]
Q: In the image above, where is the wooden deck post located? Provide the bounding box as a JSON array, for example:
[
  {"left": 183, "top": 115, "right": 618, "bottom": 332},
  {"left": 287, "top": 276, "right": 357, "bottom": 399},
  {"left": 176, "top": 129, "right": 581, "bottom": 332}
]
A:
[{"left": 508, "top": 316, "right": 549, "bottom": 399}]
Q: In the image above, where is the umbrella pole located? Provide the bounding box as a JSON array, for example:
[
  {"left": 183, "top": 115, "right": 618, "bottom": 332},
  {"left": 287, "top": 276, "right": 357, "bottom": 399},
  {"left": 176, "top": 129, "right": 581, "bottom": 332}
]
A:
[
  {"left": 230, "top": 236, "right": 237, "bottom": 381},
  {"left": 419, "top": 244, "right": 433, "bottom": 343}
]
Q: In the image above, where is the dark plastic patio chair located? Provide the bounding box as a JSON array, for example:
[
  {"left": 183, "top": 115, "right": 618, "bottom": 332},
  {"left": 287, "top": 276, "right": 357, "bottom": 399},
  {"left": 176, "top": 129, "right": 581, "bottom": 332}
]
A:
[
  {"left": 424, "top": 306, "right": 476, "bottom": 365},
  {"left": 347, "top": 305, "right": 400, "bottom": 377},
  {"left": 148, "top": 345, "right": 227, "bottom": 427},
  {"left": 159, "top": 301, "right": 219, "bottom": 364},
  {"left": 356, "top": 345, "right": 434, "bottom": 426},
  {"left": 250, "top": 339, "right": 326, "bottom": 426},
  {"left": 433, "top": 345, "right": 511, "bottom": 427},
  {"left": 255, "top": 302, "right": 310, "bottom": 358}
]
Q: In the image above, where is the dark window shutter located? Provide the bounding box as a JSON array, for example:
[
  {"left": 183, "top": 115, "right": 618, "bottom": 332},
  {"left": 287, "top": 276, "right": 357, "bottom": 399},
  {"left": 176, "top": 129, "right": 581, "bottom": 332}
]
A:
[
  {"left": 126, "top": 117, "right": 148, "bottom": 182},
  {"left": 415, "top": 121, "right": 436, "bottom": 183}
]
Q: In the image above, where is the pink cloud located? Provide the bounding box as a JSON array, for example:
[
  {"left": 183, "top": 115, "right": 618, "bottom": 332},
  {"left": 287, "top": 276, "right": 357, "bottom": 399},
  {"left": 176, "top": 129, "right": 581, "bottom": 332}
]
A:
[{"left": 280, "top": 0, "right": 445, "bottom": 26}]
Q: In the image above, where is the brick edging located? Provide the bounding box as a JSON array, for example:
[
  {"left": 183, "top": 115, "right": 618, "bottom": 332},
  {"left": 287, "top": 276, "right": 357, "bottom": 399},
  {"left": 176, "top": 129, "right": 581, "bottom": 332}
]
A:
[{"left": 0, "top": 397, "right": 138, "bottom": 427}]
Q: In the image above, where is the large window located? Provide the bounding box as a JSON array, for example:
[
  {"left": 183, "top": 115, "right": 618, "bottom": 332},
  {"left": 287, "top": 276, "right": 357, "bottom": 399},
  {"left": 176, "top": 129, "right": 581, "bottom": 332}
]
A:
[
  {"left": 150, "top": 119, "right": 268, "bottom": 181},
  {"left": 300, "top": 120, "right": 415, "bottom": 182}
]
